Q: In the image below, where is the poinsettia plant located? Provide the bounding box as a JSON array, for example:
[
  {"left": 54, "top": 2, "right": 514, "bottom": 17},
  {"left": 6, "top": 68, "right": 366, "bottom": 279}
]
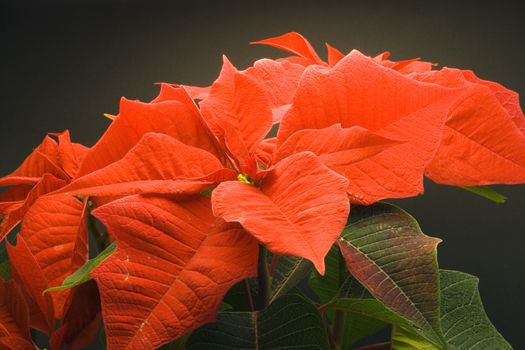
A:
[{"left": 0, "top": 32, "right": 522, "bottom": 350}]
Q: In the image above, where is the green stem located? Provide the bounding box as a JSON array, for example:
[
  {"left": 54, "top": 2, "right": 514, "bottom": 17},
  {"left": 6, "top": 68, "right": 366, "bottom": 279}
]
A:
[
  {"left": 333, "top": 310, "right": 347, "bottom": 348},
  {"left": 243, "top": 279, "right": 255, "bottom": 312},
  {"left": 322, "top": 312, "right": 337, "bottom": 350},
  {"left": 257, "top": 245, "right": 271, "bottom": 310}
]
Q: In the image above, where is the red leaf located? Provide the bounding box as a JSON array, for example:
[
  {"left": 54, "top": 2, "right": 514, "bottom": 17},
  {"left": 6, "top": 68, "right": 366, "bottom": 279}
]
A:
[
  {"left": 60, "top": 133, "right": 233, "bottom": 197},
  {"left": 1, "top": 174, "right": 67, "bottom": 241},
  {"left": 243, "top": 58, "right": 306, "bottom": 123},
  {"left": 0, "top": 136, "right": 67, "bottom": 187},
  {"left": 413, "top": 68, "right": 525, "bottom": 184},
  {"left": 0, "top": 280, "right": 30, "bottom": 339},
  {"left": 278, "top": 50, "right": 462, "bottom": 203},
  {"left": 326, "top": 43, "right": 345, "bottom": 67},
  {"left": 251, "top": 32, "right": 324, "bottom": 65},
  {"left": 50, "top": 281, "right": 102, "bottom": 350},
  {"left": 91, "top": 195, "right": 258, "bottom": 350},
  {"left": 50, "top": 130, "right": 89, "bottom": 179},
  {"left": 274, "top": 124, "right": 402, "bottom": 175},
  {"left": 12, "top": 194, "right": 89, "bottom": 318},
  {"left": 77, "top": 87, "right": 222, "bottom": 176},
  {"left": 7, "top": 236, "right": 55, "bottom": 334},
  {"left": 200, "top": 56, "right": 273, "bottom": 172},
  {"left": 212, "top": 152, "right": 349, "bottom": 274}
]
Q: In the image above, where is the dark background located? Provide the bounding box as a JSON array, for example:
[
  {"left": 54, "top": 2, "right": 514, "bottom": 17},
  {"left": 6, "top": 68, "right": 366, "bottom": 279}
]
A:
[{"left": 1, "top": 0, "right": 524, "bottom": 348}]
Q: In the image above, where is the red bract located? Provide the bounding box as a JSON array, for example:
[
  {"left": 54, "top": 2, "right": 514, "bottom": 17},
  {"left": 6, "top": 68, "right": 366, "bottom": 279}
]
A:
[{"left": 0, "top": 32, "right": 523, "bottom": 350}]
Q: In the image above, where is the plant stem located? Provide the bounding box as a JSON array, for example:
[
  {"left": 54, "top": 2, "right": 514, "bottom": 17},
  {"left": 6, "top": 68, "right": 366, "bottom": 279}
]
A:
[
  {"left": 269, "top": 254, "right": 280, "bottom": 275},
  {"left": 322, "top": 312, "right": 337, "bottom": 350},
  {"left": 257, "top": 245, "right": 271, "bottom": 310},
  {"left": 243, "top": 279, "right": 255, "bottom": 312},
  {"left": 352, "top": 341, "right": 391, "bottom": 350},
  {"left": 333, "top": 310, "right": 347, "bottom": 348}
]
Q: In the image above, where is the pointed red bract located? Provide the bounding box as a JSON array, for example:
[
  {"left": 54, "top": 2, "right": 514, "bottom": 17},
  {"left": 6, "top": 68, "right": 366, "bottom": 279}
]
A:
[
  {"left": 0, "top": 280, "right": 36, "bottom": 350},
  {"left": 91, "top": 195, "right": 258, "bottom": 350},
  {"left": 77, "top": 86, "right": 222, "bottom": 176},
  {"left": 60, "top": 133, "right": 233, "bottom": 197},
  {"left": 251, "top": 32, "right": 324, "bottom": 65},
  {"left": 50, "top": 130, "right": 89, "bottom": 179},
  {"left": 11, "top": 194, "right": 89, "bottom": 318},
  {"left": 274, "top": 124, "right": 402, "bottom": 172},
  {"left": 0, "top": 174, "right": 67, "bottom": 241},
  {"left": 7, "top": 236, "right": 55, "bottom": 334},
  {"left": 278, "top": 50, "right": 463, "bottom": 203},
  {"left": 326, "top": 43, "right": 345, "bottom": 67},
  {"left": 200, "top": 57, "right": 273, "bottom": 173},
  {"left": 212, "top": 152, "right": 349, "bottom": 274},
  {"left": 410, "top": 67, "right": 525, "bottom": 184}
]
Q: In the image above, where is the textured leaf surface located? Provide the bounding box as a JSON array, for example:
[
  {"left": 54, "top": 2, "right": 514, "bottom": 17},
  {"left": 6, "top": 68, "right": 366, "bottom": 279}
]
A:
[
  {"left": 274, "top": 124, "right": 401, "bottom": 179},
  {"left": 91, "top": 195, "right": 258, "bottom": 350},
  {"left": 0, "top": 280, "right": 35, "bottom": 350},
  {"left": 338, "top": 203, "right": 443, "bottom": 345},
  {"left": 200, "top": 57, "right": 273, "bottom": 171},
  {"left": 0, "top": 174, "right": 67, "bottom": 241},
  {"left": 391, "top": 326, "right": 439, "bottom": 350},
  {"left": 270, "top": 255, "right": 312, "bottom": 303},
  {"left": 61, "top": 133, "right": 232, "bottom": 197},
  {"left": 45, "top": 242, "right": 115, "bottom": 293},
  {"left": 187, "top": 294, "right": 329, "bottom": 349},
  {"left": 278, "top": 50, "right": 462, "bottom": 203},
  {"left": 251, "top": 32, "right": 324, "bottom": 65},
  {"left": 413, "top": 68, "right": 525, "bottom": 185},
  {"left": 212, "top": 152, "right": 349, "bottom": 274},
  {"left": 77, "top": 87, "right": 221, "bottom": 176},
  {"left": 12, "top": 194, "right": 89, "bottom": 318}
]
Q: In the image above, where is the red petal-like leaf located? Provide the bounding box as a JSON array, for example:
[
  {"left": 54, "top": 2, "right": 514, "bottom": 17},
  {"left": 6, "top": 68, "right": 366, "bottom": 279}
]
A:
[
  {"left": 0, "top": 280, "right": 35, "bottom": 350},
  {"left": 60, "top": 133, "right": 233, "bottom": 197},
  {"left": 0, "top": 136, "right": 67, "bottom": 187},
  {"left": 243, "top": 58, "right": 305, "bottom": 123},
  {"left": 50, "top": 280, "right": 102, "bottom": 350},
  {"left": 251, "top": 32, "right": 324, "bottom": 65},
  {"left": 278, "top": 50, "right": 462, "bottom": 203},
  {"left": 91, "top": 195, "right": 258, "bottom": 350},
  {"left": 200, "top": 56, "right": 273, "bottom": 171},
  {"left": 326, "top": 43, "right": 345, "bottom": 67},
  {"left": 77, "top": 86, "right": 222, "bottom": 176},
  {"left": 413, "top": 68, "right": 525, "bottom": 184},
  {"left": 7, "top": 236, "right": 55, "bottom": 334},
  {"left": 274, "top": 124, "right": 402, "bottom": 175},
  {"left": 212, "top": 152, "right": 349, "bottom": 274},
  {"left": 51, "top": 130, "right": 89, "bottom": 179},
  {"left": 1, "top": 174, "right": 67, "bottom": 241},
  {"left": 13, "top": 194, "right": 89, "bottom": 318}
]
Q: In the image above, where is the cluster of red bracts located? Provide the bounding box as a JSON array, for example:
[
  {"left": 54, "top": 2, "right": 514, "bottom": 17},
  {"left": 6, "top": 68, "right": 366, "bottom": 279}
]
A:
[{"left": 1, "top": 32, "right": 524, "bottom": 350}]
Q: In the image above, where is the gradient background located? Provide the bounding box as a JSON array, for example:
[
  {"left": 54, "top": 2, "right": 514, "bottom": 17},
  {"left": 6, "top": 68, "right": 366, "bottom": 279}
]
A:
[{"left": 1, "top": 0, "right": 524, "bottom": 348}]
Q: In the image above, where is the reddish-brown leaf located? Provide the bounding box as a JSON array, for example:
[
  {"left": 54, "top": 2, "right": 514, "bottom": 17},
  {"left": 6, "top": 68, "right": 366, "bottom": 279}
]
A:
[
  {"left": 91, "top": 195, "right": 258, "bottom": 350},
  {"left": 60, "top": 133, "right": 233, "bottom": 198},
  {"left": 278, "top": 50, "right": 462, "bottom": 203},
  {"left": 77, "top": 86, "right": 222, "bottom": 176},
  {"left": 212, "top": 152, "right": 349, "bottom": 274},
  {"left": 251, "top": 32, "right": 324, "bottom": 65},
  {"left": 0, "top": 280, "right": 35, "bottom": 350}
]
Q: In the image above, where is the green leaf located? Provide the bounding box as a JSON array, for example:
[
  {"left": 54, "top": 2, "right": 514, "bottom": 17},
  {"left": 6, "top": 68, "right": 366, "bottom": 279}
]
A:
[
  {"left": 187, "top": 294, "right": 330, "bottom": 349},
  {"left": 270, "top": 255, "right": 312, "bottom": 303},
  {"left": 337, "top": 203, "right": 444, "bottom": 347},
  {"left": 460, "top": 185, "right": 507, "bottom": 204},
  {"left": 309, "top": 245, "right": 346, "bottom": 304},
  {"left": 392, "top": 326, "right": 440, "bottom": 350},
  {"left": 44, "top": 241, "right": 116, "bottom": 293},
  {"left": 437, "top": 270, "right": 511, "bottom": 349}
]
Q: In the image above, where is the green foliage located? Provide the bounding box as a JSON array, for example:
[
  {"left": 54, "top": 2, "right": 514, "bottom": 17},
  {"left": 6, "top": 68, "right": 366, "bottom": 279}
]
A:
[{"left": 460, "top": 185, "right": 507, "bottom": 204}]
